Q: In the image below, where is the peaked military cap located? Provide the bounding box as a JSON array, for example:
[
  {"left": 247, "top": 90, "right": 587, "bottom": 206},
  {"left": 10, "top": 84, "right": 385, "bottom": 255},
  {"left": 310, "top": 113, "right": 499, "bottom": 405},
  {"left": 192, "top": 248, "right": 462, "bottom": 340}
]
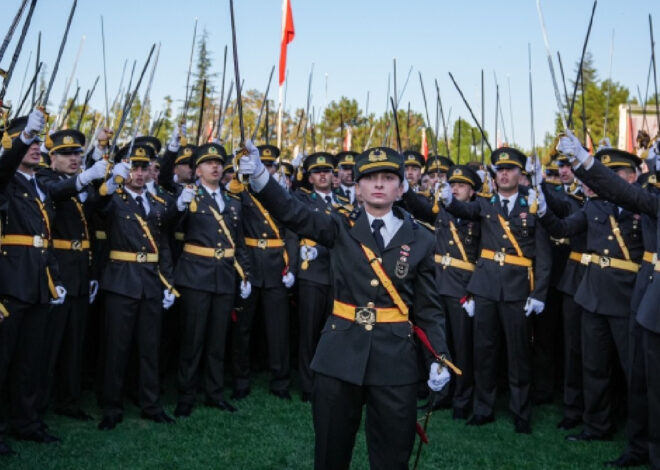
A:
[
  {"left": 447, "top": 164, "right": 482, "bottom": 191},
  {"left": 355, "top": 147, "right": 404, "bottom": 181}
]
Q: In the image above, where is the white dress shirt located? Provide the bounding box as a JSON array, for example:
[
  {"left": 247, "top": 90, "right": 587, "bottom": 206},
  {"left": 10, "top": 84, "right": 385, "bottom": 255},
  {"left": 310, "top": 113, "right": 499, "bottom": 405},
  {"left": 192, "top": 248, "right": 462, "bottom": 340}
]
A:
[
  {"left": 366, "top": 210, "right": 402, "bottom": 248},
  {"left": 124, "top": 186, "right": 151, "bottom": 215}
]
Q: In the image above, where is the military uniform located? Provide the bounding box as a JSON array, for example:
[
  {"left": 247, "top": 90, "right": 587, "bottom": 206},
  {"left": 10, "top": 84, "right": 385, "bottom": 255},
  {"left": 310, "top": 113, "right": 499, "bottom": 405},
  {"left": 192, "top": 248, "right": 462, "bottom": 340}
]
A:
[
  {"left": 0, "top": 120, "right": 63, "bottom": 440},
  {"left": 333, "top": 151, "right": 359, "bottom": 205},
  {"left": 570, "top": 153, "right": 659, "bottom": 466},
  {"left": 247, "top": 146, "right": 449, "bottom": 470},
  {"left": 231, "top": 145, "right": 298, "bottom": 398},
  {"left": 445, "top": 148, "right": 552, "bottom": 430},
  {"left": 35, "top": 130, "right": 94, "bottom": 419},
  {"left": 174, "top": 143, "right": 251, "bottom": 415},
  {"left": 402, "top": 164, "right": 482, "bottom": 418},
  {"left": 96, "top": 143, "right": 177, "bottom": 427},
  {"left": 540, "top": 150, "right": 644, "bottom": 440}
]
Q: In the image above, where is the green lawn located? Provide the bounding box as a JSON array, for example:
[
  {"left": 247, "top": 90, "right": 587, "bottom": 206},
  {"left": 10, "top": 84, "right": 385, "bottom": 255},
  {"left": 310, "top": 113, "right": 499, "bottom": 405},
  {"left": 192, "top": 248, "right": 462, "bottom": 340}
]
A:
[{"left": 3, "top": 374, "right": 627, "bottom": 469}]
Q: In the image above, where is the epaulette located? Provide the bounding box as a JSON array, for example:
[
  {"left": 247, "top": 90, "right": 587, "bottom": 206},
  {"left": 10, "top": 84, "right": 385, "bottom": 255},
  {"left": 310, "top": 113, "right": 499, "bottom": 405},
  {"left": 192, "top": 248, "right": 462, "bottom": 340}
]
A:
[
  {"left": 225, "top": 192, "right": 241, "bottom": 200},
  {"left": 150, "top": 193, "right": 166, "bottom": 205},
  {"left": 567, "top": 192, "right": 585, "bottom": 203},
  {"left": 415, "top": 190, "right": 431, "bottom": 198},
  {"left": 335, "top": 193, "right": 350, "bottom": 204},
  {"left": 299, "top": 187, "right": 312, "bottom": 195},
  {"left": 477, "top": 191, "right": 493, "bottom": 199},
  {"left": 413, "top": 218, "right": 435, "bottom": 232}
]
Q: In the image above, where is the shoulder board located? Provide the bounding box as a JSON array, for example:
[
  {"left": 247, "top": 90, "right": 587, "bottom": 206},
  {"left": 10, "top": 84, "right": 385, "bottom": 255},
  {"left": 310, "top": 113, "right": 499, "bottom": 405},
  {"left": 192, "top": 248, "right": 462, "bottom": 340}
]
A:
[
  {"left": 225, "top": 192, "right": 241, "bottom": 200},
  {"left": 413, "top": 218, "right": 435, "bottom": 232},
  {"left": 299, "top": 187, "right": 312, "bottom": 195},
  {"left": 335, "top": 194, "right": 350, "bottom": 203},
  {"left": 415, "top": 190, "right": 431, "bottom": 198},
  {"left": 567, "top": 192, "right": 584, "bottom": 202},
  {"left": 477, "top": 191, "right": 493, "bottom": 200},
  {"left": 150, "top": 193, "right": 166, "bottom": 205}
]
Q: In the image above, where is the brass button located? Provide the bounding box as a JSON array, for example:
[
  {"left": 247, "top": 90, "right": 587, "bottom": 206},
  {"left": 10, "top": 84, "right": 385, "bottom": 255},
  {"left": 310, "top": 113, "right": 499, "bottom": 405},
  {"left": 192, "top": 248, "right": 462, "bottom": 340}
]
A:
[
  {"left": 603, "top": 249, "right": 609, "bottom": 255},
  {"left": 370, "top": 279, "right": 379, "bottom": 287},
  {"left": 607, "top": 235, "right": 613, "bottom": 240},
  {"left": 367, "top": 302, "right": 375, "bottom": 308}
]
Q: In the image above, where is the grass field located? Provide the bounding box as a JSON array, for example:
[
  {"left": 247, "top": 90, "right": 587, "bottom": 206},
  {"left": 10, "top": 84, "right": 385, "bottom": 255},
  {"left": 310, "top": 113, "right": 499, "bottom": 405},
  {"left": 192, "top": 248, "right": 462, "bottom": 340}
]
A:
[{"left": 3, "top": 373, "right": 627, "bottom": 469}]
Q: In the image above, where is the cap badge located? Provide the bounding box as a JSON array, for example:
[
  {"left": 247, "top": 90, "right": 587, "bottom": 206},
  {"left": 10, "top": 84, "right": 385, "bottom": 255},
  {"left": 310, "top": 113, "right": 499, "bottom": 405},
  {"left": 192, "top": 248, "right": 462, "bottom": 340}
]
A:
[
  {"left": 209, "top": 146, "right": 218, "bottom": 154},
  {"left": 184, "top": 148, "right": 193, "bottom": 157},
  {"left": 135, "top": 147, "right": 146, "bottom": 157},
  {"left": 368, "top": 149, "right": 387, "bottom": 162},
  {"left": 601, "top": 155, "right": 611, "bottom": 164},
  {"left": 63, "top": 136, "right": 74, "bottom": 145}
]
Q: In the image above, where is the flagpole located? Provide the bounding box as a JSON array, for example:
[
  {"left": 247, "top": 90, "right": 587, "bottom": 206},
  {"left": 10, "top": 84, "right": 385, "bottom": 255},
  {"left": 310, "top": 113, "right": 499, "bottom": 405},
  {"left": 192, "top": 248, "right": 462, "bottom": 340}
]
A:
[{"left": 277, "top": 84, "right": 283, "bottom": 148}]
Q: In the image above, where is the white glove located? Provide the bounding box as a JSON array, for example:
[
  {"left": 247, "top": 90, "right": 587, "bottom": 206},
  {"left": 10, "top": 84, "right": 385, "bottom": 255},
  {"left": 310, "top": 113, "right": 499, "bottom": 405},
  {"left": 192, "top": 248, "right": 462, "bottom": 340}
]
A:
[
  {"left": 427, "top": 363, "right": 451, "bottom": 392},
  {"left": 176, "top": 185, "right": 196, "bottom": 211},
  {"left": 461, "top": 298, "right": 475, "bottom": 318},
  {"left": 78, "top": 159, "right": 109, "bottom": 186},
  {"left": 282, "top": 271, "right": 295, "bottom": 288},
  {"left": 50, "top": 285, "right": 67, "bottom": 305},
  {"left": 167, "top": 125, "right": 185, "bottom": 152},
  {"left": 111, "top": 161, "right": 131, "bottom": 180},
  {"left": 239, "top": 280, "right": 252, "bottom": 299},
  {"left": 291, "top": 151, "right": 303, "bottom": 168},
  {"left": 557, "top": 130, "right": 591, "bottom": 168},
  {"left": 89, "top": 280, "right": 99, "bottom": 304},
  {"left": 528, "top": 188, "right": 547, "bottom": 216},
  {"left": 439, "top": 182, "right": 453, "bottom": 206},
  {"left": 402, "top": 177, "right": 410, "bottom": 193},
  {"left": 162, "top": 289, "right": 176, "bottom": 310},
  {"left": 238, "top": 139, "right": 264, "bottom": 176},
  {"left": 525, "top": 156, "right": 543, "bottom": 181},
  {"left": 300, "top": 245, "right": 318, "bottom": 261},
  {"left": 21, "top": 108, "right": 46, "bottom": 143},
  {"left": 596, "top": 137, "right": 612, "bottom": 152},
  {"left": 523, "top": 297, "right": 545, "bottom": 317}
]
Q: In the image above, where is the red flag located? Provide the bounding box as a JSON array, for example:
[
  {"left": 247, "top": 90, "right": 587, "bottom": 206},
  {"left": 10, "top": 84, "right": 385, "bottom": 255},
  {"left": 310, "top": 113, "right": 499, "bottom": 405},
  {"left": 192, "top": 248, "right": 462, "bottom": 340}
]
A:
[
  {"left": 343, "top": 126, "right": 352, "bottom": 151},
  {"left": 279, "top": 0, "right": 295, "bottom": 86},
  {"left": 421, "top": 128, "right": 428, "bottom": 159}
]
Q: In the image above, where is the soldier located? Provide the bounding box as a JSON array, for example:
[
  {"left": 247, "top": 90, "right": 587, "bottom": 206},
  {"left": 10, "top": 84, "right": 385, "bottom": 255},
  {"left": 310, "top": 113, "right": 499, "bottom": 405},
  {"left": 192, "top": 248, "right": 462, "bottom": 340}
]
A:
[
  {"left": 173, "top": 142, "right": 251, "bottom": 417},
  {"left": 551, "top": 132, "right": 660, "bottom": 468},
  {"left": 231, "top": 144, "right": 298, "bottom": 400},
  {"left": 293, "top": 152, "right": 345, "bottom": 402},
  {"left": 334, "top": 151, "right": 359, "bottom": 205},
  {"left": 402, "top": 164, "right": 482, "bottom": 419},
  {"left": 439, "top": 147, "right": 552, "bottom": 434},
  {"left": 426, "top": 155, "right": 453, "bottom": 187},
  {"left": 35, "top": 129, "right": 107, "bottom": 421},
  {"left": 0, "top": 109, "right": 65, "bottom": 448},
  {"left": 402, "top": 150, "right": 424, "bottom": 191},
  {"left": 237, "top": 141, "right": 451, "bottom": 470},
  {"left": 96, "top": 142, "right": 177, "bottom": 430},
  {"left": 536, "top": 145, "right": 644, "bottom": 446}
]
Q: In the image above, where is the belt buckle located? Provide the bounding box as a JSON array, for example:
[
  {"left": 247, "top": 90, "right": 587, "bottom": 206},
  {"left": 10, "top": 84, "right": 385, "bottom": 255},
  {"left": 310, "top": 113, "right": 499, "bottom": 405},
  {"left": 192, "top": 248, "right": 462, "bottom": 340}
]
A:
[
  {"left": 441, "top": 255, "right": 452, "bottom": 267},
  {"left": 653, "top": 253, "right": 658, "bottom": 264},
  {"left": 71, "top": 240, "right": 82, "bottom": 251},
  {"left": 355, "top": 307, "right": 376, "bottom": 331},
  {"left": 32, "top": 235, "right": 44, "bottom": 248},
  {"left": 581, "top": 253, "right": 592, "bottom": 265},
  {"left": 257, "top": 239, "right": 267, "bottom": 249},
  {"left": 136, "top": 252, "right": 147, "bottom": 263},
  {"left": 214, "top": 248, "right": 225, "bottom": 259},
  {"left": 493, "top": 251, "right": 505, "bottom": 265},
  {"left": 599, "top": 256, "right": 611, "bottom": 268}
]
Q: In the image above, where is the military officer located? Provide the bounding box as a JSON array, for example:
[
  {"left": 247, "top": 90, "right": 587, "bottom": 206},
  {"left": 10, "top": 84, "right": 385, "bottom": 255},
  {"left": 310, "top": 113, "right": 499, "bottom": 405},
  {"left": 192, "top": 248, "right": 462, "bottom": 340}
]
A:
[
  {"left": 334, "top": 150, "right": 359, "bottom": 205},
  {"left": 402, "top": 150, "right": 425, "bottom": 191},
  {"left": 237, "top": 141, "right": 451, "bottom": 470}
]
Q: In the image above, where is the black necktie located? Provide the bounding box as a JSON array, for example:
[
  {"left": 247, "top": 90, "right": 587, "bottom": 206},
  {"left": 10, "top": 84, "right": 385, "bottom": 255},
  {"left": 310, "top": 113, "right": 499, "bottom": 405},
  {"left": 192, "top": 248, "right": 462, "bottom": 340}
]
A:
[
  {"left": 371, "top": 219, "right": 385, "bottom": 252},
  {"left": 325, "top": 195, "right": 332, "bottom": 205},
  {"left": 502, "top": 199, "right": 509, "bottom": 217},
  {"left": 135, "top": 195, "right": 147, "bottom": 217},
  {"left": 29, "top": 178, "right": 40, "bottom": 199}
]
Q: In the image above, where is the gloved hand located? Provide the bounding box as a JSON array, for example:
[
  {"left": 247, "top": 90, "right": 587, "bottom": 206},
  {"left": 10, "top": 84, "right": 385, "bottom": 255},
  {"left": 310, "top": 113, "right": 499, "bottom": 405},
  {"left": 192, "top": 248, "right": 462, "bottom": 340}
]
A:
[
  {"left": 291, "top": 149, "right": 303, "bottom": 168},
  {"left": 461, "top": 297, "right": 475, "bottom": 318},
  {"left": 167, "top": 125, "right": 185, "bottom": 152},
  {"left": 89, "top": 280, "right": 99, "bottom": 304},
  {"left": 427, "top": 363, "right": 451, "bottom": 392},
  {"left": 162, "top": 289, "right": 176, "bottom": 310},
  {"left": 557, "top": 130, "right": 591, "bottom": 168},
  {"left": 300, "top": 245, "right": 318, "bottom": 261},
  {"left": 239, "top": 280, "right": 252, "bottom": 299},
  {"left": 282, "top": 271, "right": 295, "bottom": 289},
  {"left": 525, "top": 156, "right": 543, "bottom": 182},
  {"left": 78, "top": 159, "right": 109, "bottom": 186},
  {"left": 238, "top": 139, "right": 264, "bottom": 176},
  {"left": 524, "top": 297, "right": 545, "bottom": 317},
  {"left": 439, "top": 182, "right": 453, "bottom": 206},
  {"left": 21, "top": 108, "right": 46, "bottom": 143},
  {"left": 402, "top": 177, "right": 410, "bottom": 193},
  {"left": 596, "top": 137, "right": 612, "bottom": 152},
  {"left": 50, "top": 285, "right": 67, "bottom": 305},
  {"left": 112, "top": 161, "right": 131, "bottom": 180},
  {"left": 176, "top": 185, "right": 196, "bottom": 211},
  {"left": 527, "top": 188, "right": 547, "bottom": 216}
]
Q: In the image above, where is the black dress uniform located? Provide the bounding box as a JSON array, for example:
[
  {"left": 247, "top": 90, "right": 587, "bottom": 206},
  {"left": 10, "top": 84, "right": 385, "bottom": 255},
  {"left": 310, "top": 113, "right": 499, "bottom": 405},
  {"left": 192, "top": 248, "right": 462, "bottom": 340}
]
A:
[
  {"left": 173, "top": 143, "right": 251, "bottom": 415},
  {"left": 445, "top": 148, "right": 552, "bottom": 430},
  {"left": 247, "top": 147, "right": 449, "bottom": 470},
  {"left": 539, "top": 150, "right": 644, "bottom": 441},
  {"left": 35, "top": 130, "right": 94, "bottom": 419},
  {"left": 570, "top": 153, "right": 660, "bottom": 467},
  {"left": 333, "top": 151, "right": 359, "bottom": 205},
  {"left": 231, "top": 145, "right": 298, "bottom": 398},
  {"left": 0, "top": 121, "right": 63, "bottom": 440},
  {"left": 402, "top": 164, "right": 482, "bottom": 418},
  {"left": 293, "top": 152, "right": 343, "bottom": 400},
  {"left": 541, "top": 175, "right": 587, "bottom": 428},
  {"left": 96, "top": 143, "right": 177, "bottom": 428}
]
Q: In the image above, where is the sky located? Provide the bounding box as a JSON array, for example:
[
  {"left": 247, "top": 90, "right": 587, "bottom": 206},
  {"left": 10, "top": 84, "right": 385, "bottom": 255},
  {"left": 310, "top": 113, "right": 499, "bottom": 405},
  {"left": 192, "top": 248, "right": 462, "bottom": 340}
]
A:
[{"left": 0, "top": 0, "right": 657, "bottom": 151}]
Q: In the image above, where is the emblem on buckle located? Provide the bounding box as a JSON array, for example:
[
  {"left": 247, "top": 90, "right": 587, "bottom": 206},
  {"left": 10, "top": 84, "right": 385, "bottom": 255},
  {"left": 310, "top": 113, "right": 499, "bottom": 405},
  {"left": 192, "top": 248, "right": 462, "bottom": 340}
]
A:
[
  {"left": 581, "top": 253, "right": 592, "bottom": 265},
  {"left": 494, "top": 251, "right": 506, "bottom": 265},
  {"left": 32, "top": 235, "right": 44, "bottom": 248},
  {"left": 599, "top": 256, "right": 611, "bottom": 268},
  {"left": 355, "top": 307, "right": 376, "bottom": 330},
  {"left": 136, "top": 252, "right": 147, "bottom": 263},
  {"left": 71, "top": 240, "right": 82, "bottom": 251},
  {"left": 257, "top": 239, "right": 267, "bottom": 249},
  {"left": 214, "top": 248, "right": 224, "bottom": 259},
  {"left": 441, "top": 255, "right": 452, "bottom": 267}
]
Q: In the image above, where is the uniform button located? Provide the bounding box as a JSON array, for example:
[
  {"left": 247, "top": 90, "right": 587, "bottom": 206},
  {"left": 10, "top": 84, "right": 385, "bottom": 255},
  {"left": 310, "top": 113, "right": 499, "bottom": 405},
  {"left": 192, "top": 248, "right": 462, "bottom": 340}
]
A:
[
  {"left": 217, "top": 243, "right": 222, "bottom": 247},
  {"left": 594, "top": 217, "right": 599, "bottom": 221},
  {"left": 607, "top": 235, "right": 613, "bottom": 240},
  {"left": 142, "top": 234, "right": 147, "bottom": 238},
  {"left": 502, "top": 234, "right": 507, "bottom": 239},
  {"left": 262, "top": 233, "right": 268, "bottom": 238},
  {"left": 449, "top": 240, "right": 454, "bottom": 245},
  {"left": 141, "top": 246, "right": 146, "bottom": 250},
  {"left": 331, "top": 324, "right": 336, "bottom": 330},
  {"left": 603, "top": 249, "right": 609, "bottom": 255},
  {"left": 370, "top": 279, "right": 379, "bottom": 287},
  {"left": 367, "top": 302, "right": 375, "bottom": 308},
  {"left": 264, "top": 220, "right": 268, "bottom": 224}
]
